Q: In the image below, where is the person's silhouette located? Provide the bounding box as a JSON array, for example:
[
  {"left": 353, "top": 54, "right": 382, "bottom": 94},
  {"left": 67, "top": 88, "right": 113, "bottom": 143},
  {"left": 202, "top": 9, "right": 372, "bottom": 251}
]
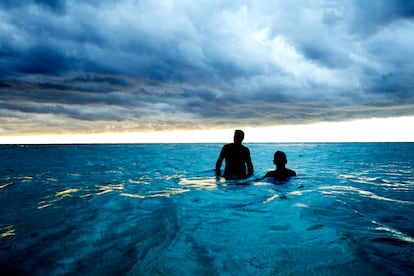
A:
[
  {"left": 264, "top": 151, "right": 296, "bottom": 179},
  {"left": 216, "top": 130, "right": 254, "bottom": 179}
]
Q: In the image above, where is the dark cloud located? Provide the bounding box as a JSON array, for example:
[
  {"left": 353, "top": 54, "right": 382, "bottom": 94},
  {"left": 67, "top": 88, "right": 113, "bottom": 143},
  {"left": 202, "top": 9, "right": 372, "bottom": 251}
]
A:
[
  {"left": 0, "top": 0, "right": 66, "bottom": 14},
  {"left": 0, "top": 0, "right": 413, "bottom": 134},
  {"left": 349, "top": 0, "right": 414, "bottom": 34},
  {"left": 14, "top": 45, "right": 74, "bottom": 75}
]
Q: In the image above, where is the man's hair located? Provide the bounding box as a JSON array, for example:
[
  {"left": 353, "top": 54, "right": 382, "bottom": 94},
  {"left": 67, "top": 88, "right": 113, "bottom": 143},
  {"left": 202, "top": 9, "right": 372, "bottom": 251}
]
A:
[
  {"left": 274, "top": 151, "right": 287, "bottom": 165},
  {"left": 234, "top": 129, "right": 245, "bottom": 143}
]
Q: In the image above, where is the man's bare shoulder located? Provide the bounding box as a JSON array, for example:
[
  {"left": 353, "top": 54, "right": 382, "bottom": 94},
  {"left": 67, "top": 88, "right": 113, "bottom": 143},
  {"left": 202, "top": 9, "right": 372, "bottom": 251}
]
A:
[{"left": 265, "top": 169, "right": 296, "bottom": 179}]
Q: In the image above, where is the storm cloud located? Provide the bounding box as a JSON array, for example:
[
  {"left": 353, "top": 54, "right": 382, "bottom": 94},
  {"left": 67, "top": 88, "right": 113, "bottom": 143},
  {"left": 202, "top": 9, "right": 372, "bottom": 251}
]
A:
[{"left": 1, "top": 0, "right": 413, "bottom": 134}]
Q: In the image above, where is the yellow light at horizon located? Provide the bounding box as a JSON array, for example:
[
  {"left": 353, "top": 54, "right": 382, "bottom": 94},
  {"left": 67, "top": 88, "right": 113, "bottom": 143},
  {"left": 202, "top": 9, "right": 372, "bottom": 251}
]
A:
[
  {"left": 0, "top": 116, "right": 413, "bottom": 144},
  {"left": 245, "top": 116, "right": 414, "bottom": 142}
]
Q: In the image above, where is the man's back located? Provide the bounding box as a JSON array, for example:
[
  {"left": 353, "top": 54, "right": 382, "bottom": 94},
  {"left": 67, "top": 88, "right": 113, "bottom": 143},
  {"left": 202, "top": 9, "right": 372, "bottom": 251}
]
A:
[
  {"left": 216, "top": 143, "right": 253, "bottom": 179},
  {"left": 265, "top": 168, "right": 296, "bottom": 179},
  {"left": 215, "top": 130, "right": 254, "bottom": 179}
]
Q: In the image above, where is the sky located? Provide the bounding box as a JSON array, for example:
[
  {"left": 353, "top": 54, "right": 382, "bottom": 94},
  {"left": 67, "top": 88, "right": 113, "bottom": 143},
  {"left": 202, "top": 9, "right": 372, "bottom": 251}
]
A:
[{"left": 1, "top": 0, "right": 414, "bottom": 143}]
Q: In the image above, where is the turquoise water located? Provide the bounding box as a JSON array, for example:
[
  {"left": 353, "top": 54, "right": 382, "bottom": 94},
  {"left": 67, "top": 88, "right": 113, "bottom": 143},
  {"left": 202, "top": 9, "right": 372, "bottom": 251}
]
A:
[{"left": 1, "top": 143, "right": 413, "bottom": 275}]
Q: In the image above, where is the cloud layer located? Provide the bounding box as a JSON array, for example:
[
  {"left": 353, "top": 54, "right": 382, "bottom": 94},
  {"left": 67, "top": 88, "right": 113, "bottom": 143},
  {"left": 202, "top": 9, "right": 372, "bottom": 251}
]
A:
[{"left": 1, "top": 0, "right": 414, "bottom": 134}]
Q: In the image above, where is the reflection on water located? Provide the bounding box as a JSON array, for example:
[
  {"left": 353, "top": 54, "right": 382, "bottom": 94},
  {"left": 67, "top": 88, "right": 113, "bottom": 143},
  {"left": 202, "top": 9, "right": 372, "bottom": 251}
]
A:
[
  {"left": 97, "top": 183, "right": 124, "bottom": 195},
  {"left": 179, "top": 177, "right": 219, "bottom": 190},
  {"left": 319, "top": 185, "right": 414, "bottom": 205},
  {"left": 121, "top": 188, "right": 190, "bottom": 199},
  {"left": 372, "top": 221, "right": 414, "bottom": 244},
  {"left": 38, "top": 188, "right": 82, "bottom": 209},
  {"left": 0, "top": 182, "right": 14, "bottom": 189},
  {"left": 0, "top": 225, "right": 15, "bottom": 239}
]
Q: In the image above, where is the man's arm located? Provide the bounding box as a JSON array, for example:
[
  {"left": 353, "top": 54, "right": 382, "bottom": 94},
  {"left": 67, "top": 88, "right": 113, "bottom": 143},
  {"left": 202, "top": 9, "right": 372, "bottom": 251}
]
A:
[
  {"left": 246, "top": 148, "right": 254, "bottom": 176},
  {"left": 215, "top": 147, "right": 225, "bottom": 176}
]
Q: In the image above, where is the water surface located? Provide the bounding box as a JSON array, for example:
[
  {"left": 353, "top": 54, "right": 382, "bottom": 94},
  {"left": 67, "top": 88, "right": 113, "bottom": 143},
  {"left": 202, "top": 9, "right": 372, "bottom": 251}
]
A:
[{"left": 1, "top": 143, "right": 413, "bottom": 275}]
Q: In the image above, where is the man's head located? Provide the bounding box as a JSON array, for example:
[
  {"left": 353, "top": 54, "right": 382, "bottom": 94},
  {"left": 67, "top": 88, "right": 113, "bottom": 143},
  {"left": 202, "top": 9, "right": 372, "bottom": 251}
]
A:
[
  {"left": 233, "top": 129, "right": 245, "bottom": 145},
  {"left": 274, "top": 151, "right": 287, "bottom": 167}
]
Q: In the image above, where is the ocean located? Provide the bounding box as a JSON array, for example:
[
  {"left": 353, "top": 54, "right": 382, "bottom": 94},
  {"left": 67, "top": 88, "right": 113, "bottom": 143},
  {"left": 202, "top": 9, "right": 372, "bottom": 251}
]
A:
[{"left": 1, "top": 143, "right": 413, "bottom": 275}]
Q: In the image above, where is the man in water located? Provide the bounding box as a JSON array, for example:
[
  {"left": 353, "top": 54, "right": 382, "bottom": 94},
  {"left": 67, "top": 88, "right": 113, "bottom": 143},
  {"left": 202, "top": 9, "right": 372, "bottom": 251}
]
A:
[
  {"left": 215, "top": 129, "right": 254, "bottom": 179},
  {"left": 264, "top": 151, "right": 296, "bottom": 179}
]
